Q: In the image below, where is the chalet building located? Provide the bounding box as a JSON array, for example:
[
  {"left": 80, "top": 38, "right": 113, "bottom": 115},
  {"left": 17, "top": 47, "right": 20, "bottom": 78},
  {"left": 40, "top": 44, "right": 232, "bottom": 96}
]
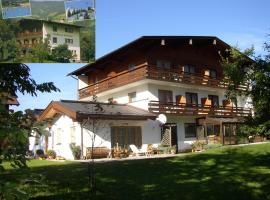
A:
[
  {"left": 40, "top": 36, "right": 253, "bottom": 159},
  {"left": 17, "top": 19, "right": 81, "bottom": 62}
]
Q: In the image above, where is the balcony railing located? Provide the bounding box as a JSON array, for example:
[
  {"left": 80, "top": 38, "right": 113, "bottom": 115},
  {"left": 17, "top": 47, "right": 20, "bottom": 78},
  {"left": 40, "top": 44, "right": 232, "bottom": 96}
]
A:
[
  {"left": 79, "top": 65, "right": 148, "bottom": 98},
  {"left": 147, "top": 66, "right": 247, "bottom": 90},
  {"left": 148, "top": 101, "right": 252, "bottom": 117},
  {"left": 78, "top": 64, "right": 247, "bottom": 99},
  {"left": 17, "top": 31, "right": 43, "bottom": 38}
]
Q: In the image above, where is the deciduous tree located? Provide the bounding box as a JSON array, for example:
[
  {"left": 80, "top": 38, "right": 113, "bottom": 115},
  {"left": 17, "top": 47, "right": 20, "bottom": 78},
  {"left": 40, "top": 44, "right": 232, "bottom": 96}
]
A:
[{"left": 221, "top": 40, "right": 270, "bottom": 137}]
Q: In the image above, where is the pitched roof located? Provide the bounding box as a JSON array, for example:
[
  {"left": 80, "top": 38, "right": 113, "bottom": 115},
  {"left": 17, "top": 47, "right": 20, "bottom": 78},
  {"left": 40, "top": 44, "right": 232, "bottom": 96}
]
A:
[
  {"left": 68, "top": 35, "right": 231, "bottom": 76},
  {"left": 39, "top": 100, "right": 156, "bottom": 121},
  {"left": 0, "top": 93, "right": 19, "bottom": 106}
]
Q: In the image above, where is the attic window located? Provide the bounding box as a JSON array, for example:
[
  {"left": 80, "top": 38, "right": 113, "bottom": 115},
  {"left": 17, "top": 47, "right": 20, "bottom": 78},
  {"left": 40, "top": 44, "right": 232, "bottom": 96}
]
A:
[
  {"left": 209, "top": 69, "right": 217, "bottom": 78},
  {"left": 184, "top": 65, "right": 195, "bottom": 74},
  {"left": 157, "top": 60, "right": 171, "bottom": 69}
]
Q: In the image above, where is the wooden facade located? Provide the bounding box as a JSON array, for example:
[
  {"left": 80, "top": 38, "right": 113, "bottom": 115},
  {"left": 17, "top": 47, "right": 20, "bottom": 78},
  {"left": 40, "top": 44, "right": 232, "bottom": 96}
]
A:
[
  {"left": 77, "top": 37, "right": 247, "bottom": 99},
  {"left": 79, "top": 64, "right": 247, "bottom": 99}
]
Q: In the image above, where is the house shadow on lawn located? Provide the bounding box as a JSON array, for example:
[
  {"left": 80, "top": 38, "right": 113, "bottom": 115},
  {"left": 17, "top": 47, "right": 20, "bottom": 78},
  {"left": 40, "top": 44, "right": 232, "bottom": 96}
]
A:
[{"left": 4, "top": 145, "right": 270, "bottom": 200}]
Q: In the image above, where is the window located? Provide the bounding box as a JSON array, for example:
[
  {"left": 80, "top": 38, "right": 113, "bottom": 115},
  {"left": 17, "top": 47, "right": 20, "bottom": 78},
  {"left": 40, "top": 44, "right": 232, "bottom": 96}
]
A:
[
  {"left": 70, "top": 126, "right": 76, "bottom": 143},
  {"left": 185, "top": 123, "right": 197, "bottom": 138},
  {"left": 111, "top": 126, "right": 142, "bottom": 148},
  {"left": 206, "top": 124, "right": 220, "bottom": 136},
  {"left": 52, "top": 37, "right": 57, "bottom": 44},
  {"left": 208, "top": 95, "right": 219, "bottom": 107},
  {"left": 65, "top": 27, "right": 73, "bottom": 33},
  {"left": 65, "top": 38, "right": 73, "bottom": 44},
  {"left": 56, "top": 128, "right": 61, "bottom": 144},
  {"left": 158, "top": 90, "right": 173, "bottom": 103},
  {"left": 209, "top": 69, "right": 217, "bottom": 78},
  {"left": 184, "top": 65, "right": 195, "bottom": 74},
  {"left": 128, "top": 63, "right": 135, "bottom": 71},
  {"left": 128, "top": 92, "right": 136, "bottom": 103},
  {"left": 186, "top": 92, "right": 198, "bottom": 106},
  {"left": 108, "top": 98, "right": 114, "bottom": 103},
  {"left": 53, "top": 26, "right": 57, "bottom": 32},
  {"left": 157, "top": 60, "right": 171, "bottom": 69}
]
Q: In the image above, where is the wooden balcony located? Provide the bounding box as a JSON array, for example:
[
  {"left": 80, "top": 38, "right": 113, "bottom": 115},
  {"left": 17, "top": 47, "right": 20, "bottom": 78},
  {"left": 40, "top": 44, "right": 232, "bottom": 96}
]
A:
[
  {"left": 79, "top": 65, "right": 148, "bottom": 98},
  {"left": 17, "top": 31, "right": 43, "bottom": 38},
  {"left": 78, "top": 65, "right": 247, "bottom": 99},
  {"left": 148, "top": 101, "right": 252, "bottom": 117},
  {"left": 147, "top": 66, "right": 247, "bottom": 90}
]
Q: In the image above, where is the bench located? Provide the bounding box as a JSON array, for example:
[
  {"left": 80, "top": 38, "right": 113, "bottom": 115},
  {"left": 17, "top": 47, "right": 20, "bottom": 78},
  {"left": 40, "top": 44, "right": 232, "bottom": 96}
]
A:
[{"left": 86, "top": 147, "right": 110, "bottom": 159}]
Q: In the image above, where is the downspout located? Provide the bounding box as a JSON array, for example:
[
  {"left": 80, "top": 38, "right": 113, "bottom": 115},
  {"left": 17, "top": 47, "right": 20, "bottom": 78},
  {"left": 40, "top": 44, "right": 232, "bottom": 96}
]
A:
[
  {"left": 80, "top": 122, "right": 84, "bottom": 159},
  {"left": 222, "top": 123, "right": 225, "bottom": 146}
]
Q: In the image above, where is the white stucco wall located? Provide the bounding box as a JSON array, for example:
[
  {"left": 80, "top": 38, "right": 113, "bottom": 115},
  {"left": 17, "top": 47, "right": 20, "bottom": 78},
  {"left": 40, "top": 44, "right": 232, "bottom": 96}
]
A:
[
  {"left": 42, "top": 22, "right": 80, "bottom": 61},
  {"left": 97, "top": 83, "right": 151, "bottom": 111},
  {"left": 46, "top": 115, "right": 161, "bottom": 160},
  {"left": 29, "top": 132, "right": 46, "bottom": 155}
]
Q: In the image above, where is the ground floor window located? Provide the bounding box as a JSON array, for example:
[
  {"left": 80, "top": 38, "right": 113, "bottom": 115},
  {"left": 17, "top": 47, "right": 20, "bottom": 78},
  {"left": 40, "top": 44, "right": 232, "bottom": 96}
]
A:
[
  {"left": 206, "top": 124, "right": 220, "bottom": 136},
  {"left": 224, "top": 124, "right": 236, "bottom": 137},
  {"left": 184, "top": 123, "right": 197, "bottom": 138},
  {"left": 111, "top": 126, "right": 142, "bottom": 149}
]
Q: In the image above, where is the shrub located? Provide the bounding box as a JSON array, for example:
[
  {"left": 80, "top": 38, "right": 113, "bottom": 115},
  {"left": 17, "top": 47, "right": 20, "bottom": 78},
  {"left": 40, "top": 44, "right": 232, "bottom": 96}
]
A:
[
  {"left": 191, "top": 141, "right": 206, "bottom": 152},
  {"left": 47, "top": 150, "right": 56, "bottom": 159},
  {"left": 70, "top": 143, "right": 81, "bottom": 160},
  {"left": 36, "top": 149, "right": 44, "bottom": 156}
]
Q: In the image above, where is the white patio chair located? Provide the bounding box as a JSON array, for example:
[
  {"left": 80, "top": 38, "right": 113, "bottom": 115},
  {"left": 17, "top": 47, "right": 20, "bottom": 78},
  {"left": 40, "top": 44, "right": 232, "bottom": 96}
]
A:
[{"left": 129, "top": 144, "right": 149, "bottom": 156}]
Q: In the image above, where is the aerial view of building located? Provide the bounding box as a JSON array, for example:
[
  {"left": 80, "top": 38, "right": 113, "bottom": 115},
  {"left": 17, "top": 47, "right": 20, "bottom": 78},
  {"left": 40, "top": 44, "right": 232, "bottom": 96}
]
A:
[
  {"left": 37, "top": 36, "right": 253, "bottom": 159},
  {"left": 16, "top": 18, "right": 82, "bottom": 62}
]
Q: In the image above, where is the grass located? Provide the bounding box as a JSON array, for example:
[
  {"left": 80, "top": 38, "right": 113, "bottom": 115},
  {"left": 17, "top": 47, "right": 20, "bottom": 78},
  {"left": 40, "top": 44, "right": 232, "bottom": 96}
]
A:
[{"left": 1, "top": 143, "right": 270, "bottom": 200}]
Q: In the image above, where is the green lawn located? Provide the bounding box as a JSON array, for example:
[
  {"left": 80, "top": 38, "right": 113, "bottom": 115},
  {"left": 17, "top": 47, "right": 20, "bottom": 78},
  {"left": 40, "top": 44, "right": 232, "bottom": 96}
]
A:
[{"left": 1, "top": 143, "right": 270, "bottom": 200}]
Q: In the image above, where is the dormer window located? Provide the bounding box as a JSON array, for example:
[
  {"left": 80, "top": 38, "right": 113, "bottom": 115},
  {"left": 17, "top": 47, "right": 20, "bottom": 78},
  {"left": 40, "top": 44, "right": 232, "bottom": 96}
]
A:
[
  {"left": 157, "top": 60, "right": 171, "bottom": 69},
  {"left": 184, "top": 65, "right": 195, "bottom": 74}
]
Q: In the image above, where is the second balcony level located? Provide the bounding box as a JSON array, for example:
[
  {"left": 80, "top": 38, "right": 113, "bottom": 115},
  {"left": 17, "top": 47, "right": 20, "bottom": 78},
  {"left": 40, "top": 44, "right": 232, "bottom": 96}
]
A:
[
  {"left": 77, "top": 63, "right": 247, "bottom": 99},
  {"left": 69, "top": 36, "right": 248, "bottom": 99}
]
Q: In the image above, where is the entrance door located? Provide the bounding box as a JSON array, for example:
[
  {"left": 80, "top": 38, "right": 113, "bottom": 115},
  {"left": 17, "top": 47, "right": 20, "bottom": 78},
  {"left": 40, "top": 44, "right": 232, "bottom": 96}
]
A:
[{"left": 162, "top": 123, "right": 178, "bottom": 152}]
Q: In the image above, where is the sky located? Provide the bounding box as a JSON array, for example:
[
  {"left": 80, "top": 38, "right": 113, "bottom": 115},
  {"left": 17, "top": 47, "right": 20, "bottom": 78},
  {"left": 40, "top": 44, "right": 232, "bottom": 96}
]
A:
[
  {"left": 14, "top": 0, "right": 270, "bottom": 111},
  {"left": 65, "top": 0, "right": 93, "bottom": 10}
]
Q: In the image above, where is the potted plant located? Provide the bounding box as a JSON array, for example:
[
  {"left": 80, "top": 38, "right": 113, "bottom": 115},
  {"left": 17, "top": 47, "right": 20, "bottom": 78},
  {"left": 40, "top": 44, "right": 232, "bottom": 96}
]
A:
[
  {"left": 47, "top": 150, "right": 56, "bottom": 159},
  {"left": 169, "top": 146, "right": 177, "bottom": 154}
]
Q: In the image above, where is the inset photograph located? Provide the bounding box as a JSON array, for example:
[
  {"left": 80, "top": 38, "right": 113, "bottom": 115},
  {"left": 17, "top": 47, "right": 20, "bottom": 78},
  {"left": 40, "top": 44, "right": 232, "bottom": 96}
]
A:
[
  {"left": 65, "top": 0, "right": 95, "bottom": 22},
  {"left": 1, "top": 0, "right": 32, "bottom": 19},
  {"left": 0, "top": 0, "right": 95, "bottom": 63}
]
